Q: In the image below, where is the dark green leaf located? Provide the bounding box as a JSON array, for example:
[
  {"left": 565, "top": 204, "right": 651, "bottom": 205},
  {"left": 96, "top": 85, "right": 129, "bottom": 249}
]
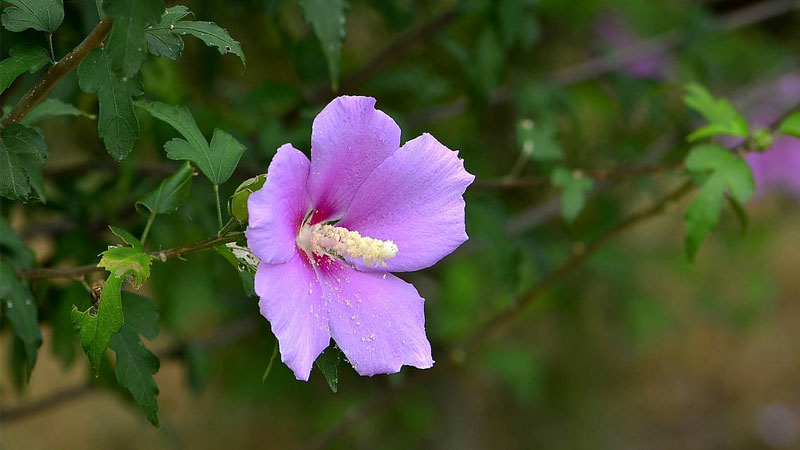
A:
[
  {"left": 778, "top": 111, "right": 800, "bottom": 139},
  {"left": 0, "top": 123, "right": 48, "bottom": 201},
  {"left": 103, "top": 0, "right": 164, "bottom": 77},
  {"left": 137, "top": 101, "right": 246, "bottom": 185},
  {"left": 145, "top": 5, "right": 245, "bottom": 66},
  {"left": 684, "top": 83, "right": 748, "bottom": 141},
  {"left": 77, "top": 48, "right": 142, "bottom": 161},
  {"left": 299, "top": 0, "right": 348, "bottom": 90},
  {"left": 22, "top": 98, "right": 95, "bottom": 125},
  {"left": 185, "top": 345, "right": 211, "bottom": 391},
  {"left": 0, "top": 263, "right": 42, "bottom": 380},
  {"left": 551, "top": 167, "right": 594, "bottom": 223},
  {"left": 315, "top": 345, "right": 341, "bottom": 393},
  {"left": 109, "top": 295, "right": 160, "bottom": 426},
  {"left": 1, "top": 0, "right": 64, "bottom": 32},
  {"left": 136, "top": 162, "right": 194, "bottom": 215},
  {"left": 0, "top": 217, "right": 34, "bottom": 269},
  {"left": 684, "top": 144, "right": 754, "bottom": 259},
  {"left": 0, "top": 45, "right": 49, "bottom": 94}
]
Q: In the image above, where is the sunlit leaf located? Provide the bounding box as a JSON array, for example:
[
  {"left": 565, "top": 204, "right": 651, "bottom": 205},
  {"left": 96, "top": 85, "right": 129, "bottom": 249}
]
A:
[
  {"left": 684, "top": 83, "right": 748, "bottom": 141},
  {"left": 778, "top": 111, "right": 800, "bottom": 139}
]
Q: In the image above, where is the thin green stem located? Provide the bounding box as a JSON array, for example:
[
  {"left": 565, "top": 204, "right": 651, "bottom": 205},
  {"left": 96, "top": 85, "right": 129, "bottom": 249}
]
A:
[
  {"left": 140, "top": 211, "right": 156, "bottom": 245},
  {"left": 218, "top": 218, "right": 237, "bottom": 236},
  {"left": 213, "top": 185, "right": 223, "bottom": 229},
  {"left": 47, "top": 33, "right": 55, "bottom": 62},
  {"left": 506, "top": 152, "right": 529, "bottom": 179}
]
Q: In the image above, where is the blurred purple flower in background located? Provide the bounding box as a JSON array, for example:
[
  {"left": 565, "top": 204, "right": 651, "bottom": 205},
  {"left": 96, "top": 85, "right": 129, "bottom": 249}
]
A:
[
  {"left": 246, "top": 96, "right": 474, "bottom": 380},
  {"left": 741, "top": 74, "right": 800, "bottom": 201},
  {"left": 594, "top": 12, "right": 673, "bottom": 80}
]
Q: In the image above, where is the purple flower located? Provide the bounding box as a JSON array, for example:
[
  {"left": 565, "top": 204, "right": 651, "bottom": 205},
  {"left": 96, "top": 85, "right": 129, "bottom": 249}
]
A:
[{"left": 245, "top": 96, "right": 474, "bottom": 380}]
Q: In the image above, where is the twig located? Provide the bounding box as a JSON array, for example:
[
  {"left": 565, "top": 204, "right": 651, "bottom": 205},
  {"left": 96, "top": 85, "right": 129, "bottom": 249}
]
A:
[
  {"left": 15, "top": 232, "right": 245, "bottom": 279},
  {"left": 476, "top": 162, "right": 683, "bottom": 189},
  {"left": 1, "top": 18, "right": 113, "bottom": 129}
]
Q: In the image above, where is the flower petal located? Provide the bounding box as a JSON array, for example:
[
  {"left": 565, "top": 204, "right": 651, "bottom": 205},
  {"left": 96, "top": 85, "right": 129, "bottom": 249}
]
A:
[
  {"left": 318, "top": 260, "right": 433, "bottom": 376},
  {"left": 246, "top": 144, "right": 311, "bottom": 264},
  {"left": 308, "top": 96, "right": 401, "bottom": 219},
  {"left": 338, "top": 133, "right": 475, "bottom": 272},
  {"left": 255, "top": 252, "right": 330, "bottom": 381}
]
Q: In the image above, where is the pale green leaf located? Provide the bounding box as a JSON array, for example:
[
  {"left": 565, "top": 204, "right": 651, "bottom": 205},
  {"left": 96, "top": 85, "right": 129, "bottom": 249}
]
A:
[
  {"left": 300, "top": 0, "right": 348, "bottom": 90},
  {"left": 0, "top": 45, "right": 49, "bottom": 94},
  {"left": 551, "top": 167, "right": 593, "bottom": 223},
  {"left": 1, "top": 0, "right": 63, "bottom": 32},
  {"left": 516, "top": 118, "right": 562, "bottom": 161},
  {"left": 228, "top": 174, "right": 266, "bottom": 223},
  {"left": 778, "top": 111, "right": 800, "bottom": 139},
  {"left": 77, "top": 48, "right": 142, "bottom": 161},
  {"left": 684, "top": 83, "right": 748, "bottom": 141}
]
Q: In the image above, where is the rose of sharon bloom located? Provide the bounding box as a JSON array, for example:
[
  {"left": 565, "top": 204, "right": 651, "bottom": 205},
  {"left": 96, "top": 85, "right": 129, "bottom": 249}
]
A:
[{"left": 245, "top": 96, "right": 475, "bottom": 380}]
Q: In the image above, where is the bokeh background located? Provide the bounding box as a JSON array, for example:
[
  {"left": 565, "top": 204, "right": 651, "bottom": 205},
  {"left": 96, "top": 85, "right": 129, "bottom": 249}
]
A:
[{"left": 2, "top": 0, "right": 800, "bottom": 448}]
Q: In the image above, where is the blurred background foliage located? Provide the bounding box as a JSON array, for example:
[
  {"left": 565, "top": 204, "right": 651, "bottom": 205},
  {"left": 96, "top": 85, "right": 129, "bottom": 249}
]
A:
[{"left": 2, "top": 0, "right": 800, "bottom": 448}]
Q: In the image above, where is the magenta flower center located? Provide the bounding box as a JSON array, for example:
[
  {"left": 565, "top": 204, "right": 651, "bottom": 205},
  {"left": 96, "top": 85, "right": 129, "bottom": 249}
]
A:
[{"left": 296, "top": 217, "right": 398, "bottom": 268}]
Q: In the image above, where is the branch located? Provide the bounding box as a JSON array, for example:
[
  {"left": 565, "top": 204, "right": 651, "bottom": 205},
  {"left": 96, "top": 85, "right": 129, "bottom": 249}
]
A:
[
  {"left": 1, "top": 18, "right": 113, "bottom": 129},
  {"left": 15, "top": 232, "right": 245, "bottom": 279},
  {"left": 474, "top": 162, "right": 683, "bottom": 189}
]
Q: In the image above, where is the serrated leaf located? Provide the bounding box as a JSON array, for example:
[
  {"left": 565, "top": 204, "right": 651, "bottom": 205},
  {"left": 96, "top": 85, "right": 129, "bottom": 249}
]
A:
[
  {"left": 315, "top": 345, "right": 341, "bottom": 393},
  {"left": 109, "top": 294, "right": 160, "bottom": 426},
  {"left": 0, "top": 263, "right": 43, "bottom": 381},
  {"left": 22, "top": 98, "right": 95, "bottom": 125},
  {"left": 109, "top": 225, "right": 143, "bottom": 250},
  {"left": 551, "top": 167, "right": 594, "bottom": 223},
  {"left": 137, "top": 100, "right": 246, "bottom": 185},
  {"left": 0, "top": 123, "right": 48, "bottom": 201},
  {"left": 77, "top": 48, "right": 142, "bottom": 161},
  {"left": 145, "top": 5, "right": 245, "bottom": 66},
  {"left": 778, "top": 111, "right": 800, "bottom": 139},
  {"left": 516, "top": 118, "right": 562, "bottom": 161},
  {"left": 73, "top": 237, "right": 152, "bottom": 374},
  {"left": 684, "top": 144, "right": 754, "bottom": 259},
  {"left": 103, "top": 0, "right": 164, "bottom": 77},
  {"left": 135, "top": 162, "right": 194, "bottom": 215},
  {"left": 1, "top": 0, "right": 64, "bottom": 32},
  {"left": 684, "top": 83, "right": 748, "bottom": 141},
  {"left": 0, "top": 45, "right": 49, "bottom": 94},
  {"left": 300, "top": 0, "right": 348, "bottom": 90}
]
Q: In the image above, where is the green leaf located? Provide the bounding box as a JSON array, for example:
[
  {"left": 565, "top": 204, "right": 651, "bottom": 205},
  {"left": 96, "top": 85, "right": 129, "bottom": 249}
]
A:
[
  {"left": 315, "top": 345, "right": 341, "bottom": 393},
  {"left": 683, "top": 83, "right": 748, "bottom": 141},
  {"left": 778, "top": 111, "right": 800, "bottom": 139},
  {"left": 684, "top": 144, "right": 754, "bottom": 259},
  {"left": 0, "top": 45, "right": 49, "bottom": 94},
  {"left": 0, "top": 123, "right": 48, "bottom": 201},
  {"left": 109, "top": 293, "right": 160, "bottom": 426},
  {"left": 135, "top": 162, "right": 194, "bottom": 215},
  {"left": 0, "top": 217, "right": 34, "bottom": 269},
  {"left": 0, "top": 263, "right": 43, "bottom": 381},
  {"left": 516, "top": 118, "right": 563, "bottom": 161},
  {"left": 22, "top": 98, "right": 95, "bottom": 125},
  {"left": 137, "top": 100, "right": 246, "bottom": 185},
  {"left": 103, "top": 0, "right": 164, "bottom": 77},
  {"left": 77, "top": 48, "right": 142, "bottom": 161},
  {"left": 215, "top": 243, "right": 258, "bottom": 297},
  {"left": 551, "top": 167, "right": 594, "bottom": 223},
  {"left": 109, "top": 225, "right": 144, "bottom": 250},
  {"left": 299, "top": 0, "right": 348, "bottom": 90},
  {"left": 1, "top": 0, "right": 64, "bottom": 32},
  {"left": 228, "top": 174, "right": 266, "bottom": 223},
  {"left": 72, "top": 234, "right": 152, "bottom": 374},
  {"left": 145, "top": 5, "right": 245, "bottom": 66}
]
